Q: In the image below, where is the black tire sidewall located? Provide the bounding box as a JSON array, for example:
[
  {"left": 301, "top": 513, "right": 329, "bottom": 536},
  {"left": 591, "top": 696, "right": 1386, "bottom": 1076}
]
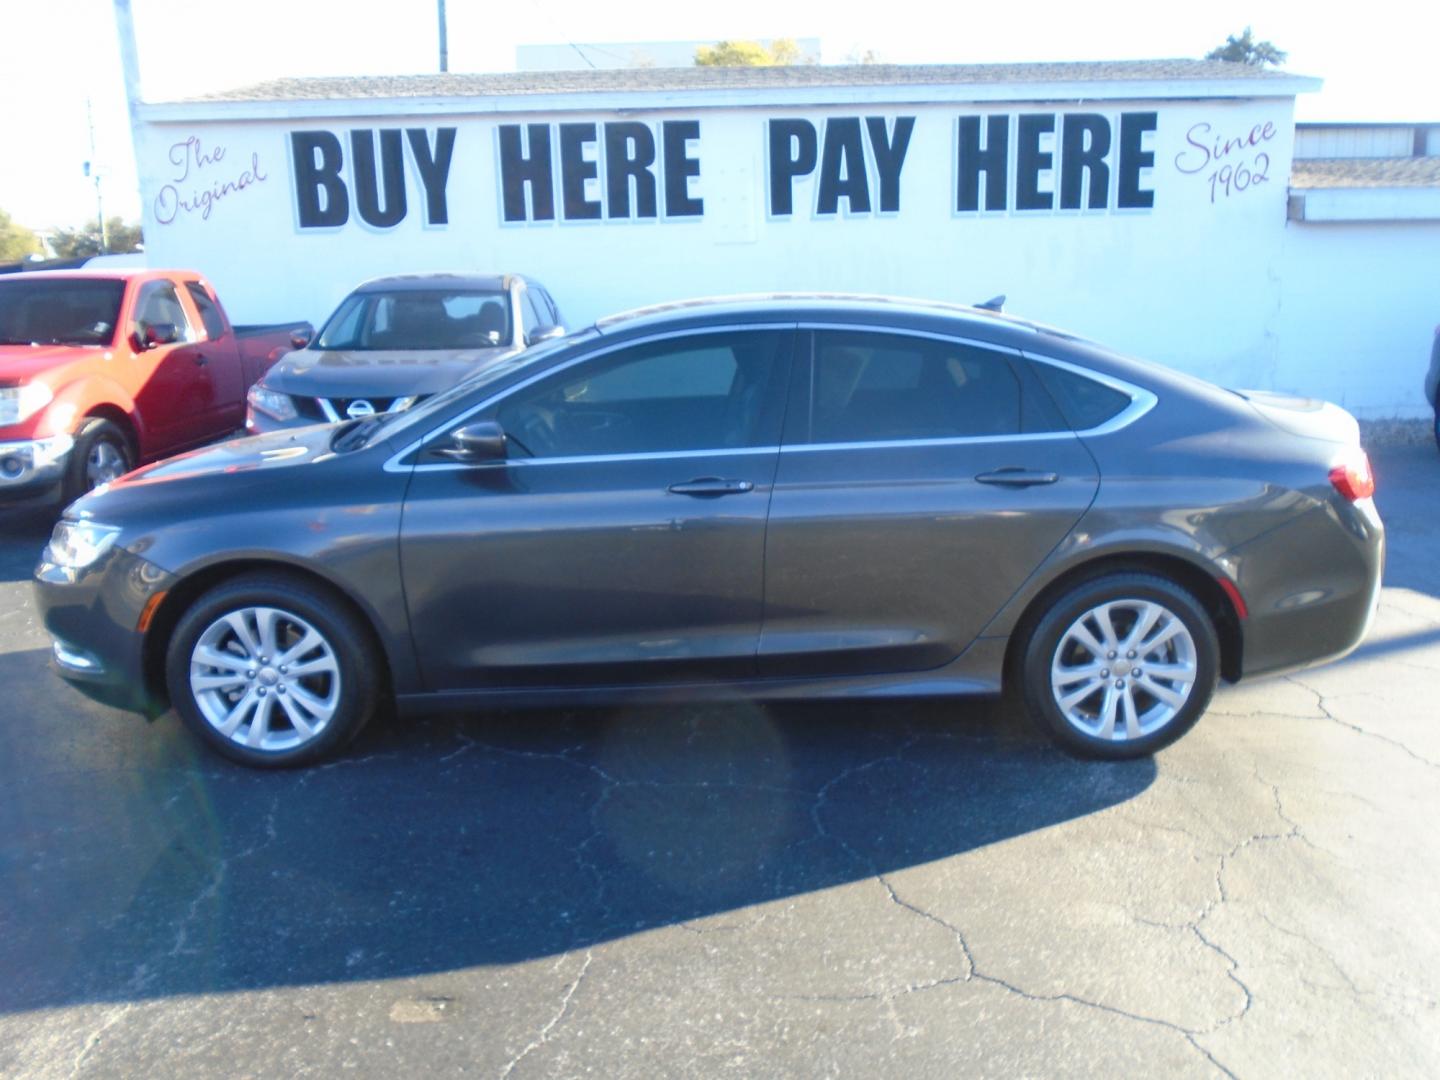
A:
[
  {"left": 65, "top": 418, "right": 134, "bottom": 503},
  {"left": 164, "top": 575, "right": 380, "bottom": 768},
  {"left": 1020, "top": 572, "right": 1220, "bottom": 759}
]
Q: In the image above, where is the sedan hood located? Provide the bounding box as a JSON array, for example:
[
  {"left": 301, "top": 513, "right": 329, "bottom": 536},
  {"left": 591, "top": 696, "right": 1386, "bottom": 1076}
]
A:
[
  {"left": 68, "top": 424, "right": 346, "bottom": 524},
  {"left": 1233, "top": 389, "right": 1361, "bottom": 446},
  {"left": 263, "top": 346, "right": 517, "bottom": 398}
]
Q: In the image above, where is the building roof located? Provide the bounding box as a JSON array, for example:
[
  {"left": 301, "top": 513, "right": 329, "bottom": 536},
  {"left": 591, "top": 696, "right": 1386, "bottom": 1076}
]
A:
[
  {"left": 183, "top": 59, "right": 1307, "bottom": 103},
  {"left": 1290, "top": 157, "right": 1440, "bottom": 190}
]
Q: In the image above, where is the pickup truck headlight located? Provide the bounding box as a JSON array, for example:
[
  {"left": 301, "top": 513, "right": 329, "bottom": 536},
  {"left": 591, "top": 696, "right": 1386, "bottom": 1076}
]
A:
[
  {"left": 247, "top": 384, "right": 297, "bottom": 422},
  {"left": 45, "top": 520, "right": 122, "bottom": 569},
  {"left": 0, "top": 383, "right": 54, "bottom": 426}
]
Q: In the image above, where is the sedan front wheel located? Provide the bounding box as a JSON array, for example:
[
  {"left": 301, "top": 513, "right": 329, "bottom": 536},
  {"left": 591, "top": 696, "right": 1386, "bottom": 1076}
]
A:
[
  {"left": 1019, "top": 572, "right": 1219, "bottom": 759},
  {"left": 165, "top": 574, "right": 381, "bottom": 767}
]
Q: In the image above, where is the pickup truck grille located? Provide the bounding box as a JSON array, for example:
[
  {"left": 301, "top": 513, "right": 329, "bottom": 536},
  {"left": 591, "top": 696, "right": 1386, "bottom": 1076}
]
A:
[{"left": 295, "top": 395, "right": 417, "bottom": 422}]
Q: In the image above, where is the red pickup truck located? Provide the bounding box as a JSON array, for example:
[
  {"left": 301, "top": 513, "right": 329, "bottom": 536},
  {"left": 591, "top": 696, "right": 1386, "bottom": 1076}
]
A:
[{"left": 0, "top": 269, "right": 309, "bottom": 508}]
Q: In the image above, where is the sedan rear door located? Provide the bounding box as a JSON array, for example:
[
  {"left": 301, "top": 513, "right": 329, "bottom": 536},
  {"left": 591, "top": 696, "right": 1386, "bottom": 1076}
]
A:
[{"left": 757, "top": 326, "right": 1100, "bottom": 678}]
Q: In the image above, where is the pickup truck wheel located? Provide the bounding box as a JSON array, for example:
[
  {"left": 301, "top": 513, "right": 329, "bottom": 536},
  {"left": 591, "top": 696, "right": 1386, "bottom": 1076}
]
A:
[
  {"left": 64, "top": 418, "right": 134, "bottom": 503},
  {"left": 165, "top": 573, "right": 380, "bottom": 768}
]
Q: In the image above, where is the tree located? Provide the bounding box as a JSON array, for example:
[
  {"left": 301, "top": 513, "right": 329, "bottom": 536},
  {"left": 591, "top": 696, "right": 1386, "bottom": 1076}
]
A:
[
  {"left": 1206, "top": 27, "right": 1287, "bottom": 67},
  {"left": 694, "top": 38, "right": 810, "bottom": 67},
  {"left": 49, "top": 217, "right": 144, "bottom": 259},
  {"left": 0, "top": 209, "right": 42, "bottom": 263}
]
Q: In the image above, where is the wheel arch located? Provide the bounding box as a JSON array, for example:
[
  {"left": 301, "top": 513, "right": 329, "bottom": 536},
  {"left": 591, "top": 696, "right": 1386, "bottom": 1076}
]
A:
[
  {"left": 79, "top": 405, "right": 141, "bottom": 459},
  {"left": 1002, "top": 551, "right": 1244, "bottom": 687},
  {"left": 141, "top": 558, "right": 397, "bottom": 709}
]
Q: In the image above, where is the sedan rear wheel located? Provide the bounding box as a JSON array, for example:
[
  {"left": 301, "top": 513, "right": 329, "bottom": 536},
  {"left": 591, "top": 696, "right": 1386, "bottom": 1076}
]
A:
[
  {"left": 166, "top": 574, "right": 380, "bottom": 767},
  {"left": 1020, "top": 572, "right": 1219, "bottom": 759}
]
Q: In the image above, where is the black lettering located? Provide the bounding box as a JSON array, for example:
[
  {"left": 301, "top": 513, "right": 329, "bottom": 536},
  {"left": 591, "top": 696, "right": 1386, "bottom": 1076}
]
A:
[
  {"left": 1117, "top": 112, "right": 1157, "bottom": 209},
  {"left": 767, "top": 119, "right": 817, "bottom": 216},
  {"left": 866, "top": 116, "right": 913, "bottom": 213},
  {"left": 350, "top": 129, "right": 407, "bottom": 228},
  {"left": 816, "top": 118, "right": 871, "bottom": 215},
  {"left": 1015, "top": 114, "right": 1056, "bottom": 211},
  {"left": 406, "top": 127, "right": 456, "bottom": 225},
  {"left": 604, "top": 122, "right": 657, "bottom": 218},
  {"left": 956, "top": 115, "right": 1009, "bottom": 212},
  {"left": 1059, "top": 114, "right": 1111, "bottom": 210},
  {"left": 498, "top": 124, "right": 555, "bottom": 222},
  {"left": 559, "top": 123, "right": 602, "bottom": 220},
  {"left": 290, "top": 131, "right": 348, "bottom": 228},
  {"left": 662, "top": 120, "right": 703, "bottom": 217}
]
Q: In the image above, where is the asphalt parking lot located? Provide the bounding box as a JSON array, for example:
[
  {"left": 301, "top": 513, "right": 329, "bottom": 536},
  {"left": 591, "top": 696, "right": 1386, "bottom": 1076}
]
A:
[{"left": 1, "top": 441, "right": 1436, "bottom": 1078}]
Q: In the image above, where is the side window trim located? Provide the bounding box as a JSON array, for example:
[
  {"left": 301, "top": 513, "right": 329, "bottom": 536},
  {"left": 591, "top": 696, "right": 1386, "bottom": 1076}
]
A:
[
  {"left": 1022, "top": 351, "right": 1157, "bottom": 437},
  {"left": 385, "top": 323, "right": 800, "bottom": 472}
]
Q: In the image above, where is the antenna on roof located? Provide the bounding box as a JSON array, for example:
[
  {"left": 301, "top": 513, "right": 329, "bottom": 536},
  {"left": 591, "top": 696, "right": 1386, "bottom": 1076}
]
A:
[{"left": 975, "top": 294, "right": 1006, "bottom": 312}]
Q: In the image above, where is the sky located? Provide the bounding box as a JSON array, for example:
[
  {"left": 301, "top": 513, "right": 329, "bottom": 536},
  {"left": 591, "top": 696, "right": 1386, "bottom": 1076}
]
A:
[{"left": 1, "top": 0, "right": 1436, "bottom": 232}]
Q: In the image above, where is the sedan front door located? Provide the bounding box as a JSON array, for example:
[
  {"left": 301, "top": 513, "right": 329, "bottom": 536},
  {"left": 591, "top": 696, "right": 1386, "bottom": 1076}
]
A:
[{"left": 399, "top": 327, "right": 795, "bottom": 690}]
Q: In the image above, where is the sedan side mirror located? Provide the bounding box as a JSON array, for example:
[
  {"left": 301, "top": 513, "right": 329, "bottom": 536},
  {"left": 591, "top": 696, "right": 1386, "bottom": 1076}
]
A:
[
  {"left": 525, "top": 325, "right": 565, "bottom": 347},
  {"left": 138, "top": 322, "right": 180, "bottom": 349},
  {"left": 432, "top": 421, "right": 507, "bottom": 463},
  {"left": 290, "top": 326, "right": 313, "bottom": 350}
]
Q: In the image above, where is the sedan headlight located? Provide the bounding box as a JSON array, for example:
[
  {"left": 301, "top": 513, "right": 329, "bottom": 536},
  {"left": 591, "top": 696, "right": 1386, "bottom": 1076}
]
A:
[
  {"left": 45, "top": 520, "right": 122, "bottom": 569},
  {"left": 0, "top": 383, "right": 54, "bottom": 426},
  {"left": 247, "top": 383, "right": 297, "bottom": 422}
]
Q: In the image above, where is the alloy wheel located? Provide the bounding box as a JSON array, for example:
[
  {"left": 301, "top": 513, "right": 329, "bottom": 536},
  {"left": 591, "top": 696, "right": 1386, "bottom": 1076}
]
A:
[
  {"left": 1049, "top": 598, "right": 1198, "bottom": 742},
  {"left": 188, "top": 606, "right": 341, "bottom": 751}
]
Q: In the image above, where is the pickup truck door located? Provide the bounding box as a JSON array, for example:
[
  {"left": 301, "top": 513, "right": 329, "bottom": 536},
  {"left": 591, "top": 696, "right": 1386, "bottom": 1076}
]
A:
[
  {"left": 181, "top": 279, "right": 244, "bottom": 433},
  {"left": 127, "top": 278, "right": 228, "bottom": 453}
]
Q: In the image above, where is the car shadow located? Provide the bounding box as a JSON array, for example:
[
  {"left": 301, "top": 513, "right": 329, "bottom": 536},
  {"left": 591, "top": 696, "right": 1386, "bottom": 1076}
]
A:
[
  {"left": 0, "top": 505, "right": 52, "bottom": 583},
  {"left": 0, "top": 644, "right": 1156, "bottom": 1015}
]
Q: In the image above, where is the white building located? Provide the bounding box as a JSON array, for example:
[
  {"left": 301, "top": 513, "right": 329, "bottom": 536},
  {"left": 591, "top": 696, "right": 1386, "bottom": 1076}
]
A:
[{"left": 129, "top": 61, "right": 1440, "bottom": 418}]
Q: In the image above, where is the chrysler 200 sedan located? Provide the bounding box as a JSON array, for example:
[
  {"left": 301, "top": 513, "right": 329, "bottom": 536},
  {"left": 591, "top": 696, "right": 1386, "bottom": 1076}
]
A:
[{"left": 34, "top": 295, "right": 1383, "bottom": 768}]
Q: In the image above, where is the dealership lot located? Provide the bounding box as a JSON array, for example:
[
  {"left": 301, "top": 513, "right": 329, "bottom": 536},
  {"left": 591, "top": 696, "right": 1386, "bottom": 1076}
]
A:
[{"left": 1, "top": 441, "right": 1436, "bottom": 1078}]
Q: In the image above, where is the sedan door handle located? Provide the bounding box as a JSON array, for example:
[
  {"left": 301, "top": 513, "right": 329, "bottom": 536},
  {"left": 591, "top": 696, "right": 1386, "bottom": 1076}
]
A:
[
  {"left": 667, "top": 477, "right": 755, "bottom": 497},
  {"left": 975, "top": 467, "right": 1059, "bottom": 488}
]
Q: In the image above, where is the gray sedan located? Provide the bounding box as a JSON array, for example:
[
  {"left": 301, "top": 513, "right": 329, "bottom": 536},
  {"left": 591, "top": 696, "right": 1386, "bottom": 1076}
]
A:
[{"left": 34, "top": 295, "right": 1383, "bottom": 767}]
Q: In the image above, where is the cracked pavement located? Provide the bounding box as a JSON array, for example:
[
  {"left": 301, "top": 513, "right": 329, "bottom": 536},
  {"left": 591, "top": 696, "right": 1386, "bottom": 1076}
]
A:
[{"left": 1, "top": 443, "right": 1437, "bottom": 1078}]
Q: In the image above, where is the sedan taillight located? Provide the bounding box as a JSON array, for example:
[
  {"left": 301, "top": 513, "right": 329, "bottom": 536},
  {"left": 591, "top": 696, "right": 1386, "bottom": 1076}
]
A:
[{"left": 1329, "top": 450, "right": 1375, "bottom": 502}]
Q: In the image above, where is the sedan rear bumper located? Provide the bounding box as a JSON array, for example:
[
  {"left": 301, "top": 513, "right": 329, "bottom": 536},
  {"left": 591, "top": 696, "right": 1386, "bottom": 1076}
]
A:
[{"left": 1231, "top": 496, "right": 1384, "bottom": 680}]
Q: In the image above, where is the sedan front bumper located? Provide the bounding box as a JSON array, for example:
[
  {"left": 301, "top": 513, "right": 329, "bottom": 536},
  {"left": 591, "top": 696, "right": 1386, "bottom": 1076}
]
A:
[{"left": 34, "top": 541, "right": 177, "bottom": 716}]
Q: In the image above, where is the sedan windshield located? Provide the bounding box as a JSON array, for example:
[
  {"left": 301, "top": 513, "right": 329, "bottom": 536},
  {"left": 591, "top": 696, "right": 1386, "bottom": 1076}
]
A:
[
  {"left": 316, "top": 289, "right": 513, "bottom": 350},
  {"left": 0, "top": 279, "right": 124, "bottom": 346}
]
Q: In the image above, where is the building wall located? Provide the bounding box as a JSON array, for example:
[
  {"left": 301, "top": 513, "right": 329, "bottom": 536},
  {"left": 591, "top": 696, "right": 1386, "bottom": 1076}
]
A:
[
  {"left": 136, "top": 95, "right": 1306, "bottom": 388},
  {"left": 1276, "top": 219, "right": 1439, "bottom": 418}
]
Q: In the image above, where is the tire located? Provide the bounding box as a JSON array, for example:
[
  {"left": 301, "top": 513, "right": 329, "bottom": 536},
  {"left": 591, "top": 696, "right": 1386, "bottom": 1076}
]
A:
[
  {"left": 164, "top": 573, "right": 382, "bottom": 768},
  {"left": 64, "top": 418, "right": 134, "bottom": 504},
  {"left": 1432, "top": 402, "right": 1439, "bottom": 454},
  {"left": 1018, "top": 572, "right": 1220, "bottom": 760}
]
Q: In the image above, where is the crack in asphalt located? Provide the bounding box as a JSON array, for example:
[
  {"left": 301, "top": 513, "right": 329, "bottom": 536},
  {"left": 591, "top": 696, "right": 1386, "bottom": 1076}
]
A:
[
  {"left": 1285, "top": 676, "right": 1440, "bottom": 770},
  {"left": 497, "top": 950, "right": 594, "bottom": 1079},
  {"left": 67, "top": 1004, "right": 134, "bottom": 1080}
]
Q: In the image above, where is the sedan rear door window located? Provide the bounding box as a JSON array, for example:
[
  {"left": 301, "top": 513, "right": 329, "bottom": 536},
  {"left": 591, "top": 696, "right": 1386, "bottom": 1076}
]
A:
[{"left": 798, "top": 330, "right": 1022, "bottom": 444}]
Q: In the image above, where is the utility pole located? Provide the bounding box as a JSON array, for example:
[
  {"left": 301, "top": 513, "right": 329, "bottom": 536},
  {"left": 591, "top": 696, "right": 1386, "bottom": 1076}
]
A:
[
  {"left": 438, "top": 0, "right": 448, "bottom": 72},
  {"left": 86, "top": 98, "right": 109, "bottom": 254}
]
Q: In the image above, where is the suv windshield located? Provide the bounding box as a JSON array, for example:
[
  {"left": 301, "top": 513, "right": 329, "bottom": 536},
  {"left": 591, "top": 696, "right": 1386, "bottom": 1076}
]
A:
[
  {"left": 316, "top": 289, "right": 513, "bottom": 350},
  {"left": 0, "top": 279, "right": 124, "bottom": 346}
]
